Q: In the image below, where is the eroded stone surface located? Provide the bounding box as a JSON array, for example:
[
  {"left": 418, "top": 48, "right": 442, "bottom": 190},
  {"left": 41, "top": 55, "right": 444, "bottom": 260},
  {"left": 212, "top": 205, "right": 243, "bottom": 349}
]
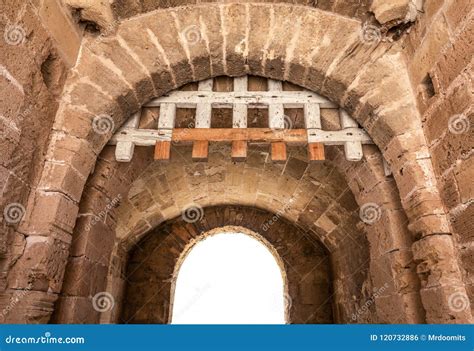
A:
[{"left": 0, "top": 1, "right": 472, "bottom": 325}]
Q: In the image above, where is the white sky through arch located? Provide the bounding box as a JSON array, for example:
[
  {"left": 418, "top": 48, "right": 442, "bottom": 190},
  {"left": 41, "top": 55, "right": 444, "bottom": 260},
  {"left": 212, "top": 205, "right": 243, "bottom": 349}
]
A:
[{"left": 171, "top": 232, "right": 286, "bottom": 324}]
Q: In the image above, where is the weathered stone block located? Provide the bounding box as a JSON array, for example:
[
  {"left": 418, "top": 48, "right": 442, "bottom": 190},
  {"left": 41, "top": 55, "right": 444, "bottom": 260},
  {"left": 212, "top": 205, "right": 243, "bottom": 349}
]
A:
[
  {"left": 39, "top": 0, "right": 82, "bottom": 66},
  {"left": 52, "top": 296, "right": 99, "bottom": 323},
  {"left": 412, "top": 235, "right": 463, "bottom": 288},
  {"left": 20, "top": 191, "right": 79, "bottom": 236},
  {"left": 7, "top": 235, "right": 70, "bottom": 293},
  {"left": 420, "top": 285, "right": 473, "bottom": 323},
  {"left": 432, "top": 13, "right": 474, "bottom": 91},
  {"left": 38, "top": 161, "right": 87, "bottom": 203},
  {"left": 371, "top": 0, "right": 411, "bottom": 24},
  {"left": 0, "top": 290, "right": 57, "bottom": 323},
  {"left": 61, "top": 257, "right": 108, "bottom": 297}
]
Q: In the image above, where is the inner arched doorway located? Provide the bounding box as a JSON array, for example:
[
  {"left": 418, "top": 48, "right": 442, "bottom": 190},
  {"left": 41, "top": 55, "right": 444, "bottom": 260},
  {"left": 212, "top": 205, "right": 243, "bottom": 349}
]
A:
[
  {"left": 171, "top": 231, "right": 286, "bottom": 324},
  {"left": 119, "top": 207, "right": 334, "bottom": 324}
]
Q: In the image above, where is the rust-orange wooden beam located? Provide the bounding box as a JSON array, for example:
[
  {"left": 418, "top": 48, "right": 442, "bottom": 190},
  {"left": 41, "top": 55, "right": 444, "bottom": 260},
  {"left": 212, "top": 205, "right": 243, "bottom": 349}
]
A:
[
  {"left": 308, "top": 142, "right": 325, "bottom": 162},
  {"left": 192, "top": 140, "right": 209, "bottom": 161},
  {"left": 271, "top": 142, "right": 287, "bottom": 163},
  {"left": 231, "top": 140, "right": 247, "bottom": 162},
  {"left": 171, "top": 128, "right": 307, "bottom": 144},
  {"left": 154, "top": 141, "right": 171, "bottom": 160}
]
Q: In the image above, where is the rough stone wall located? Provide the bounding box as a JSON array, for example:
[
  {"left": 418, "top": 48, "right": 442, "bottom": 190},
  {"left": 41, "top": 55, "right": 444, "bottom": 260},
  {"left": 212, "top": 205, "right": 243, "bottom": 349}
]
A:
[
  {"left": 333, "top": 146, "right": 424, "bottom": 324},
  {"left": 0, "top": 0, "right": 80, "bottom": 308},
  {"left": 0, "top": 0, "right": 472, "bottom": 325},
  {"left": 403, "top": 0, "right": 474, "bottom": 317}
]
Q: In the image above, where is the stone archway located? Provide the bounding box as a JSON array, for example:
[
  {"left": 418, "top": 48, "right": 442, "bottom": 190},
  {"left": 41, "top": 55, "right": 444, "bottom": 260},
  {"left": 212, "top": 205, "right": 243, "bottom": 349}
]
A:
[
  {"left": 120, "top": 209, "right": 333, "bottom": 324},
  {"left": 53, "top": 134, "right": 374, "bottom": 324},
  {"left": 52, "top": 116, "right": 422, "bottom": 325},
  {"left": 170, "top": 228, "right": 288, "bottom": 324},
  {"left": 169, "top": 228, "right": 287, "bottom": 324},
  {"left": 3, "top": 2, "right": 471, "bottom": 324}
]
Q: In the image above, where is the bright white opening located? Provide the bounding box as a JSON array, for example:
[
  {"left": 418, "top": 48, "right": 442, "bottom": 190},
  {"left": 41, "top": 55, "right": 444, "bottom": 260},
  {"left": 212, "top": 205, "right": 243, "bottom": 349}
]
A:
[{"left": 171, "top": 232, "right": 286, "bottom": 324}]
